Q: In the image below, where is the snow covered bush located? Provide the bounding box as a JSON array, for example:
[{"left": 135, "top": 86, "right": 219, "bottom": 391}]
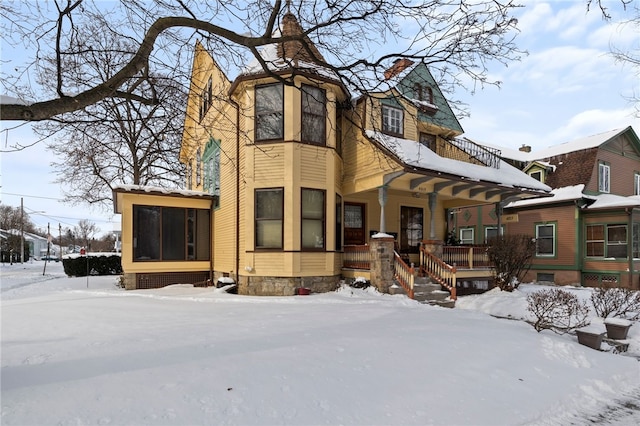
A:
[
  {"left": 526, "top": 288, "right": 590, "bottom": 333},
  {"left": 486, "top": 234, "right": 536, "bottom": 291},
  {"left": 590, "top": 287, "right": 640, "bottom": 320}
]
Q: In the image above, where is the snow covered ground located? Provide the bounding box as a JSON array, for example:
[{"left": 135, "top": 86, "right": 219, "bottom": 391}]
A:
[{"left": 1, "top": 261, "right": 639, "bottom": 425}]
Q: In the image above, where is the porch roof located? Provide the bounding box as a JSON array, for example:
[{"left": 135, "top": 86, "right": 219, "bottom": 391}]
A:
[
  {"left": 366, "top": 131, "right": 551, "bottom": 200},
  {"left": 111, "top": 184, "right": 216, "bottom": 214}
]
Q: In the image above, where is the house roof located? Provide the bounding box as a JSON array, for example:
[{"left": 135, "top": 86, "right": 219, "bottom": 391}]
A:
[
  {"left": 240, "top": 13, "right": 339, "bottom": 82},
  {"left": 506, "top": 183, "right": 640, "bottom": 211},
  {"left": 476, "top": 127, "right": 633, "bottom": 164},
  {"left": 366, "top": 131, "right": 551, "bottom": 194}
]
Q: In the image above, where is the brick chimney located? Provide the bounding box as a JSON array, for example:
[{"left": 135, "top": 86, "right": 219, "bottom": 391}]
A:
[
  {"left": 384, "top": 58, "right": 415, "bottom": 80},
  {"left": 277, "top": 13, "right": 325, "bottom": 64},
  {"left": 519, "top": 144, "right": 531, "bottom": 153}
]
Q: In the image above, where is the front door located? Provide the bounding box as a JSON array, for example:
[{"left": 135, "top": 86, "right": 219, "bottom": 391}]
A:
[{"left": 344, "top": 202, "right": 366, "bottom": 245}]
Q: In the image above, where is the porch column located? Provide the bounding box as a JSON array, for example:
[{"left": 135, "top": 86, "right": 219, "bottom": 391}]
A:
[
  {"left": 370, "top": 234, "right": 395, "bottom": 293},
  {"left": 428, "top": 192, "right": 437, "bottom": 239},
  {"left": 378, "top": 185, "right": 388, "bottom": 233}
]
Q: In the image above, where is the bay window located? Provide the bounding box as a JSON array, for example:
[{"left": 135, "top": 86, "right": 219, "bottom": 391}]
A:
[
  {"left": 255, "top": 84, "right": 284, "bottom": 141},
  {"left": 255, "top": 188, "right": 284, "bottom": 249},
  {"left": 301, "top": 85, "right": 326, "bottom": 144},
  {"left": 301, "top": 188, "right": 325, "bottom": 249}
]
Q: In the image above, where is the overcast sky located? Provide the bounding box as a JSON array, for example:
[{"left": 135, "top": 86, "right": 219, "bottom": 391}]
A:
[{"left": 1, "top": 0, "right": 639, "bottom": 236}]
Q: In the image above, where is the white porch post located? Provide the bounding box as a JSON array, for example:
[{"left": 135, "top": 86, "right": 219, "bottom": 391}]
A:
[
  {"left": 378, "top": 185, "right": 388, "bottom": 233},
  {"left": 428, "top": 192, "right": 437, "bottom": 239}
]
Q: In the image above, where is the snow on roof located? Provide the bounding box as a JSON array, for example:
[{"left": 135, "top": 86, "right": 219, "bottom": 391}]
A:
[
  {"left": 470, "top": 128, "right": 628, "bottom": 163},
  {"left": 506, "top": 184, "right": 588, "bottom": 208},
  {"left": 366, "top": 131, "right": 550, "bottom": 193},
  {"left": 533, "top": 128, "right": 626, "bottom": 159},
  {"left": 586, "top": 193, "right": 640, "bottom": 210},
  {"left": 506, "top": 183, "right": 640, "bottom": 210},
  {"left": 241, "top": 42, "right": 340, "bottom": 81},
  {"left": 113, "top": 184, "right": 213, "bottom": 198}
]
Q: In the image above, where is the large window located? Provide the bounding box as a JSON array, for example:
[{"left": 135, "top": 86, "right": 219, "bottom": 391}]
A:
[
  {"left": 598, "top": 163, "right": 610, "bottom": 193},
  {"left": 301, "top": 188, "right": 326, "bottom": 249},
  {"left": 587, "top": 224, "right": 628, "bottom": 258},
  {"left": 382, "top": 105, "right": 403, "bottom": 136},
  {"left": 635, "top": 173, "right": 640, "bottom": 195},
  {"left": 255, "top": 188, "right": 284, "bottom": 249},
  {"left": 401, "top": 206, "right": 423, "bottom": 253},
  {"left": 301, "top": 85, "right": 326, "bottom": 144},
  {"left": 255, "top": 83, "right": 284, "bottom": 141},
  {"left": 203, "top": 138, "right": 220, "bottom": 207},
  {"left": 535, "top": 223, "right": 555, "bottom": 256},
  {"left": 133, "top": 205, "right": 210, "bottom": 261}
]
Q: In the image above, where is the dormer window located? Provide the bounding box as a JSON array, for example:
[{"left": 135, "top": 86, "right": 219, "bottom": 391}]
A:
[
  {"left": 529, "top": 170, "right": 542, "bottom": 182},
  {"left": 382, "top": 105, "right": 403, "bottom": 136},
  {"left": 414, "top": 83, "right": 433, "bottom": 104}
]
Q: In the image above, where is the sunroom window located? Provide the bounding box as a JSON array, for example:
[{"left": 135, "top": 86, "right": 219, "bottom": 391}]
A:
[
  {"left": 255, "top": 83, "right": 284, "bottom": 141},
  {"left": 133, "top": 205, "right": 210, "bottom": 261}
]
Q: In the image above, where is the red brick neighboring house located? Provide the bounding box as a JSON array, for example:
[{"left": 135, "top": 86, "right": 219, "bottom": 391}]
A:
[{"left": 455, "top": 126, "right": 640, "bottom": 289}]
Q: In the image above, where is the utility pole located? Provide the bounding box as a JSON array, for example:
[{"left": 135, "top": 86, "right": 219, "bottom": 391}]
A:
[{"left": 20, "top": 197, "right": 24, "bottom": 264}]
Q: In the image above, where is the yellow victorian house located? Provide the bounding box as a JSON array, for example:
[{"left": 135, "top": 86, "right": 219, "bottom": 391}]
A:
[{"left": 113, "top": 12, "right": 549, "bottom": 297}]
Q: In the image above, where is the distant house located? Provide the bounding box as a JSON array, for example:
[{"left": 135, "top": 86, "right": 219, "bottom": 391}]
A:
[
  {"left": 458, "top": 127, "right": 640, "bottom": 289},
  {"left": 113, "top": 12, "right": 549, "bottom": 295}
]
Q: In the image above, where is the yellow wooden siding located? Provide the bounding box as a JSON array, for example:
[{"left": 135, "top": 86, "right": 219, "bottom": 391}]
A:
[{"left": 299, "top": 145, "right": 328, "bottom": 185}]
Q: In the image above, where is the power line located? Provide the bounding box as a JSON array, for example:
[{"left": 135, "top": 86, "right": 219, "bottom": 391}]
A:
[{"left": 1, "top": 192, "right": 63, "bottom": 201}]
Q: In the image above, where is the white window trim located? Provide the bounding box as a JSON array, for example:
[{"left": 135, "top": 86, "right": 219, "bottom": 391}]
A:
[
  {"left": 599, "top": 163, "right": 610, "bottom": 193},
  {"left": 535, "top": 223, "right": 556, "bottom": 257},
  {"left": 382, "top": 105, "right": 403, "bottom": 135}
]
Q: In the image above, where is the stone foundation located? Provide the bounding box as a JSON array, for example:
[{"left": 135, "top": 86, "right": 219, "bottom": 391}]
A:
[{"left": 238, "top": 274, "right": 340, "bottom": 296}]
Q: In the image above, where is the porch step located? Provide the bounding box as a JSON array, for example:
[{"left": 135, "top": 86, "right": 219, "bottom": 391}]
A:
[{"left": 394, "top": 276, "right": 455, "bottom": 308}]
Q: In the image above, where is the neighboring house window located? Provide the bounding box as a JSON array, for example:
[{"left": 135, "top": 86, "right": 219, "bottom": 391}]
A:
[
  {"left": 133, "top": 205, "right": 210, "bottom": 261},
  {"left": 196, "top": 148, "right": 202, "bottom": 186},
  {"left": 382, "top": 105, "right": 403, "bottom": 136},
  {"left": 586, "top": 224, "right": 605, "bottom": 257},
  {"left": 255, "top": 188, "right": 284, "bottom": 249},
  {"left": 485, "top": 226, "right": 504, "bottom": 243},
  {"left": 635, "top": 173, "right": 640, "bottom": 195},
  {"left": 633, "top": 223, "right": 640, "bottom": 259},
  {"left": 459, "top": 227, "right": 474, "bottom": 245},
  {"left": 586, "top": 224, "right": 628, "bottom": 258},
  {"left": 203, "top": 138, "right": 220, "bottom": 207},
  {"left": 419, "top": 132, "right": 437, "bottom": 152},
  {"left": 255, "top": 83, "right": 284, "bottom": 141},
  {"left": 301, "top": 188, "right": 326, "bottom": 250},
  {"left": 535, "top": 223, "right": 555, "bottom": 256},
  {"left": 598, "top": 163, "right": 610, "bottom": 193},
  {"left": 401, "top": 206, "right": 423, "bottom": 253},
  {"left": 607, "top": 225, "right": 627, "bottom": 258},
  {"left": 301, "top": 85, "right": 326, "bottom": 145},
  {"left": 529, "top": 170, "right": 542, "bottom": 182}
]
